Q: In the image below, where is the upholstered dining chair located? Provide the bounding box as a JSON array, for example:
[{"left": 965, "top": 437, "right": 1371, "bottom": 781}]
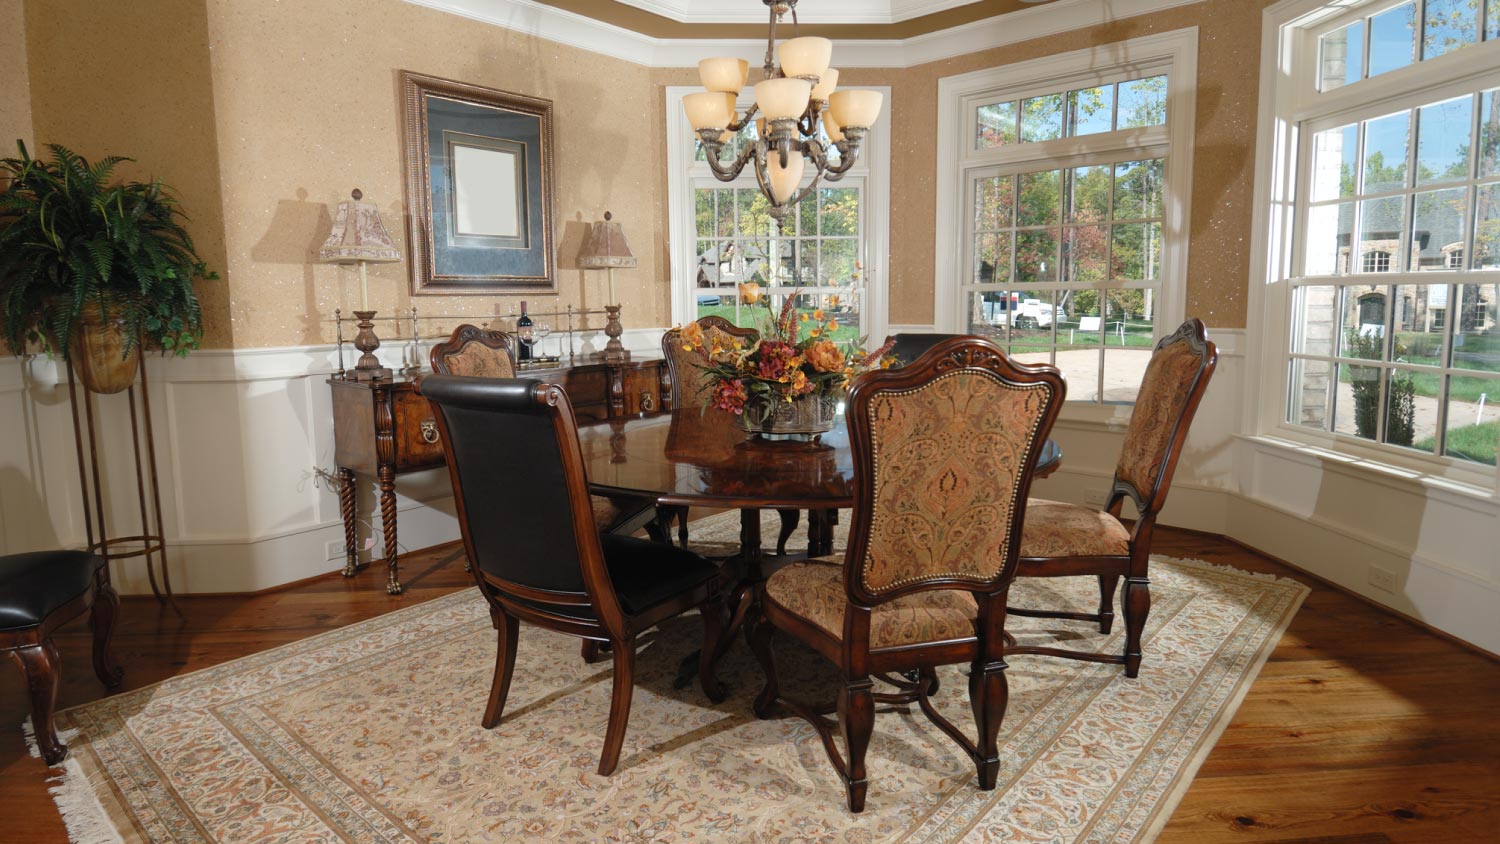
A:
[
  {"left": 430, "top": 323, "right": 663, "bottom": 541},
  {"left": 2, "top": 550, "right": 122, "bottom": 764},
  {"left": 660, "top": 316, "right": 801, "bottom": 553},
  {"left": 750, "top": 336, "right": 1066, "bottom": 812},
  {"left": 1010, "top": 318, "right": 1218, "bottom": 678},
  {"left": 421, "top": 375, "right": 729, "bottom": 776}
]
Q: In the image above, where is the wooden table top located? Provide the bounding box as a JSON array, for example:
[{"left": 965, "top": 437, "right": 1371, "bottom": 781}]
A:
[{"left": 577, "top": 408, "right": 1060, "bottom": 510}]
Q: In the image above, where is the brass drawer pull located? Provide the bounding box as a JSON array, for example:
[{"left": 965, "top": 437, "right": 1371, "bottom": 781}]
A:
[
  {"left": 640, "top": 392, "right": 656, "bottom": 412},
  {"left": 420, "top": 419, "right": 440, "bottom": 444}
]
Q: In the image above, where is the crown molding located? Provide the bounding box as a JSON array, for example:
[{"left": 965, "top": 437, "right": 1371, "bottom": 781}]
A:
[
  {"left": 617, "top": 0, "right": 980, "bottom": 25},
  {"left": 402, "top": 0, "right": 1207, "bottom": 68}
]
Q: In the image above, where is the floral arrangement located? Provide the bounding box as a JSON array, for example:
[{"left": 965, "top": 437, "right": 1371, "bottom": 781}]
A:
[{"left": 680, "top": 293, "right": 896, "bottom": 421}]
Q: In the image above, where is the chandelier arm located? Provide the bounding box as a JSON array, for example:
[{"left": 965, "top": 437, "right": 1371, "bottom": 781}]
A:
[
  {"left": 727, "top": 102, "right": 760, "bottom": 133},
  {"left": 704, "top": 140, "right": 757, "bottom": 183},
  {"left": 822, "top": 146, "right": 860, "bottom": 179},
  {"left": 763, "top": 3, "right": 779, "bottom": 78},
  {"left": 797, "top": 104, "right": 821, "bottom": 139}
]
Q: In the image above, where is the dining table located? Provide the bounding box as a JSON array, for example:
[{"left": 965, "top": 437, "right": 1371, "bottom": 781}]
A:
[{"left": 575, "top": 406, "right": 1063, "bottom": 664}]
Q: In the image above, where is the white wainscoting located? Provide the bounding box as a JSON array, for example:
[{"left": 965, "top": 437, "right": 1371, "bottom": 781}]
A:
[
  {"left": 0, "top": 327, "right": 664, "bottom": 596},
  {"left": 4, "top": 323, "right": 1496, "bottom": 652}
]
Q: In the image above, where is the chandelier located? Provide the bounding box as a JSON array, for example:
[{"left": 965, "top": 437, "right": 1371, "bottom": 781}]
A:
[{"left": 683, "top": 0, "right": 883, "bottom": 230}]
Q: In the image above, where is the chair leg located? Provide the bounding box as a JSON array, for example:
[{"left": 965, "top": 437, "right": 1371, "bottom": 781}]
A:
[
  {"left": 580, "top": 640, "right": 611, "bottom": 664},
  {"left": 969, "top": 657, "right": 1009, "bottom": 790},
  {"left": 90, "top": 581, "right": 124, "bottom": 689},
  {"left": 644, "top": 512, "right": 669, "bottom": 544},
  {"left": 598, "top": 640, "right": 636, "bottom": 776},
  {"left": 775, "top": 509, "right": 799, "bottom": 555},
  {"left": 749, "top": 615, "right": 780, "bottom": 719},
  {"left": 698, "top": 598, "right": 728, "bottom": 703},
  {"left": 838, "top": 678, "right": 875, "bottom": 813},
  {"left": 8, "top": 641, "right": 65, "bottom": 765},
  {"left": 1097, "top": 575, "right": 1120, "bottom": 635},
  {"left": 481, "top": 610, "right": 520, "bottom": 729},
  {"left": 1123, "top": 576, "right": 1151, "bottom": 678},
  {"left": 675, "top": 506, "right": 690, "bottom": 548}
]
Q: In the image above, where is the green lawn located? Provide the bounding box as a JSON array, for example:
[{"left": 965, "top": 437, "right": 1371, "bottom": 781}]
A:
[{"left": 1415, "top": 420, "right": 1499, "bottom": 466}]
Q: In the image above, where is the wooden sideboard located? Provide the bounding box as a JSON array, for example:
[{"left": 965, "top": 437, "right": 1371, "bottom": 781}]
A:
[{"left": 329, "top": 356, "right": 672, "bottom": 594}]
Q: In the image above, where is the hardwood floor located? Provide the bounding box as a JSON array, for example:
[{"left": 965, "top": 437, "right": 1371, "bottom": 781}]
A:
[{"left": 2, "top": 527, "right": 1496, "bottom": 843}]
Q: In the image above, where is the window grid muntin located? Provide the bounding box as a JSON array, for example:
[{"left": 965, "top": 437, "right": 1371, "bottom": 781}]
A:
[
  {"left": 1286, "top": 275, "right": 1500, "bottom": 461},
  {"left": 1316, "top": 0, "right": 1500, "bottom": 92}
]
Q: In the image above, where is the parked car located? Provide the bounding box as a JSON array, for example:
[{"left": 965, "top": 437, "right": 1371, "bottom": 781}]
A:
[{"left": 978, "top": 293, "right": 1066, "bottom": 328}]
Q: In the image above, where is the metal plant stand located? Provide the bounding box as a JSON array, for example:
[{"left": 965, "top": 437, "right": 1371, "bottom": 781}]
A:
[{"left": 65, "top": 360, "right": 177, "bottom": 612}]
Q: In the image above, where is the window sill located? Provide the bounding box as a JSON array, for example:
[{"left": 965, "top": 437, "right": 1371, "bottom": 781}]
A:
[{"left": 1238, "top": 432, "right": 1499, "bottom": 509}]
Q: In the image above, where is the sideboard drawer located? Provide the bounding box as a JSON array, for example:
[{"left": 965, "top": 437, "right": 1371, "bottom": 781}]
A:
[{"left": 393, "top": 388, "right": 445, "bottom": 471}]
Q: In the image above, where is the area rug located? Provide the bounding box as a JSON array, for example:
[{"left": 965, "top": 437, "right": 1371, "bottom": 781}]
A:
[{"left": 37, "top": 510, "right": 1307, "bottom": 844}]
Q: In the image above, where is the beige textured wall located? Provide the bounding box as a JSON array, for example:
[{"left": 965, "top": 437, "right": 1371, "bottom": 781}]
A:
[
  {"left": 23, "top": 0, "right": 233, "bottom": 346},
  {"left": 884, "top": 0, "right": 1276, "bottom": 327},
  {"left": 0, "top": 0, "right": 33, "bottom": 152},
  {"left": 203, "top": 0, "right": 667, "bottom": 347}
]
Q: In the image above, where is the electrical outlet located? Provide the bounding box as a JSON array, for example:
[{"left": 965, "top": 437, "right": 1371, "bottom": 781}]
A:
[
  {"left": 325, "top": 540, "right": 347, "bottom": 561},
  {"left": 1083, "top": 486, "right": 1109, "bottom": 508},
  {"left": 1368, "top": 566, "right": 1397, "bottom": 593}
]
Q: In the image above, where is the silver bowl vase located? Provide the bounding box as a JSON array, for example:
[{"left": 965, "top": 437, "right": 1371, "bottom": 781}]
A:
[{"left": 738, "top": 392, "right": 840, "bottom": 437}]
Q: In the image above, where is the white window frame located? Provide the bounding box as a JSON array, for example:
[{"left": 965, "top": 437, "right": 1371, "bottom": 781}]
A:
[
  {"left": 1248, "top": 0, "right": 1500, "bottom": 493},
  {"left": 665, "top": 85, "right": 892, "bottom": 343},
  {"left": 933, "top": 29, "right": 1199, "bottom": 420}
]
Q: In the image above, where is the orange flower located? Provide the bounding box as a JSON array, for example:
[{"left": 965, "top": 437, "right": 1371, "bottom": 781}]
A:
[
  {"left": 680, "top": 321, "right": 706, "bottom": 352},
  {"left": 805, "top": 339, "right": 846, "bottom": 373}
]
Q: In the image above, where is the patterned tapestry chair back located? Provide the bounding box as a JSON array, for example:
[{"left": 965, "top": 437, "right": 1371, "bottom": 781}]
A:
[
  {"left": 844, "top": 337, "right": 1066, "bottom": 602},
  {"left": 420, "top": 375, "right": 620, "bottom": 623},
  {"left": 430, "top": 324, "right": 517, "bottom": 378},
  {"left": 1112, "top": 319, "right": 1218, "bottom": 515},
  {"left": 662, "top": 316, "right": 760, "bottom": 410}
]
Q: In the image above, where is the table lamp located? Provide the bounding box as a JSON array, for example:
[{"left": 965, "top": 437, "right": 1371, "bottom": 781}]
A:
[
  {"left": 321, "top": 189, "right": 402, "bottom": 380},
  {"left": 578, "top": 210, "right": 637, "bottom": 363}
]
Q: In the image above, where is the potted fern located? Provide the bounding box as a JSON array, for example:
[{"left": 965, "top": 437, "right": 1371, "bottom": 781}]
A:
[{"left": 0, "top": 141, "right": 217, "bottom": 393}]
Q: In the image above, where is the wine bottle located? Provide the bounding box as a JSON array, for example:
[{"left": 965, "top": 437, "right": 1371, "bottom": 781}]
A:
[{"left": 516, "top": 300, "right": 533, "bottom": 362}]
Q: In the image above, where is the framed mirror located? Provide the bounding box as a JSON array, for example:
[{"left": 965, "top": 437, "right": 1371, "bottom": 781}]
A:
[{"left": 400, "top": 71, "right": 555, "bottom": 294}]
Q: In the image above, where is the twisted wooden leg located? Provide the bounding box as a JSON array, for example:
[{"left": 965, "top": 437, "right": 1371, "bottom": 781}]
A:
[
  {"left": 339, "top": 467, "right": 359, "bottom": 576},
  {"left": 379, "top": 466, "right": 401, "bottom": 595}
]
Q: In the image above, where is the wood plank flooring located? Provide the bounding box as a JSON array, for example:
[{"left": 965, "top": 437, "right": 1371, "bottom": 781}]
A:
[{"left": 2, "top": 527, "right": 1496, "bottom": 843}]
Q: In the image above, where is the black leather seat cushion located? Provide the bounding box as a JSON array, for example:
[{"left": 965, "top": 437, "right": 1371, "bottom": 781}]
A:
[
  {"left": 601, "top": 534, "right": 722, "bottom": 615},
  {"left": 0, "top": 551, "right": 104, "bottom": 631}
]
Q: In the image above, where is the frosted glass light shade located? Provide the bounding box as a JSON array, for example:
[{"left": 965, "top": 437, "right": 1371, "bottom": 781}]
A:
[
  {"left": 822, "top": 109, "right": 845, "bottom": 143},
  {"left": 778, "top": 36, "right": 833, "bottom": 80},
  {"left": 754, "top": 78, "right": 812, "bottom": 120},
  {"left": 766, "top": 151, "right": 805, "bottom": 204},
  {"left": 685, "top": 91, "right": 732, "bottom": 129},
  {"left": 699, "top": 57, "right": 749, "bottom": 94},
  {"left": 810, "top": 68, "right": 839, "bottom": 102},
  {"left": 829, "top": 89, "right": 883, "bottom": 128}
]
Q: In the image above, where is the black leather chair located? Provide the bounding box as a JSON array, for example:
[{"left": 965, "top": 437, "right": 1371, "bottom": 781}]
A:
[
  {"left": 2, "top": 550, "right": 122, "bottom": 764},
  {"left": 887, "top": 332, "right": 966, "bottom": 367},
  {"left": 421, "top": 375, "right": 728, "bottom": 776}
]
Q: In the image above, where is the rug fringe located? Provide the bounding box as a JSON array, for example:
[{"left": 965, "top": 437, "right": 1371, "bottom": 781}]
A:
[
  {"left": 21, "top": 718, "right": 126, "bottom": 844},
  {"left": 1154, "top": 554, "right": 1307, "bottom": 587}
]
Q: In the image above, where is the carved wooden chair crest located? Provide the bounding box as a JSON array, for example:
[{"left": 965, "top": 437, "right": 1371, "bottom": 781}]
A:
[{"left": 429, "top": 324, "right": 516, "bottom": 378}]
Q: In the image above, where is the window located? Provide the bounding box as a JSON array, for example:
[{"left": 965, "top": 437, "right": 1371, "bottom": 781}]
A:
[
  {"left": 936, "top": 31, "right": 1196, "bottom": 405},
  {"left": 665, "top": 88, "right": 891, "bottom": 343},
  {"left": 1260, "top": 0, "right": 1500, "bottom": 481}
]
